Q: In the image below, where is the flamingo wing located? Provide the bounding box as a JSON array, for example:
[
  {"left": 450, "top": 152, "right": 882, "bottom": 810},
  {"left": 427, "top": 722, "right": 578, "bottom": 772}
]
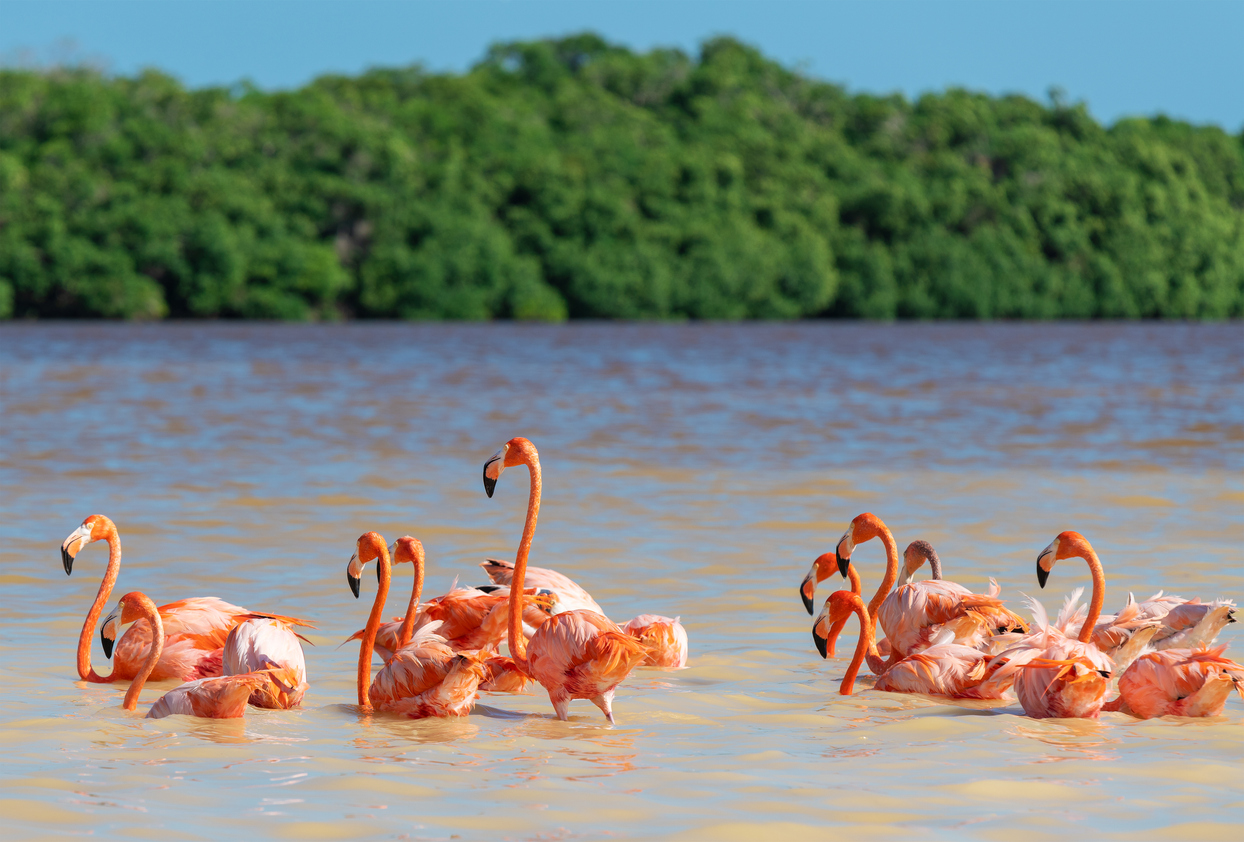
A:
[
  {"left": 223, "top": 618, "right": 309, "bottom": 709},
  {"left": 370, "top": 625, "right": 485, "bottom": 717},
  {"left": 481, "top": 559, "right": 606, "bottom": 616},
  {"left": 874, "top": 643, "right": 1001, "bottom": 698},
  {"left": 115, "top": 597, "right": 248, "bottom": 682}
]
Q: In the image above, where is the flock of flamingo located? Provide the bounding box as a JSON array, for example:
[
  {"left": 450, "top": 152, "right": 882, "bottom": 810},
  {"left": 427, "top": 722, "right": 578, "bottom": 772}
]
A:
[
  {"left": 59, "top": 437, "right": 684, "bottom": 722},
  {"left": 801, "top": 512, "right": 1242, "bottom": 718},
  {"left": 58, "top": 436, "right": 1241, "bottom": 724}
]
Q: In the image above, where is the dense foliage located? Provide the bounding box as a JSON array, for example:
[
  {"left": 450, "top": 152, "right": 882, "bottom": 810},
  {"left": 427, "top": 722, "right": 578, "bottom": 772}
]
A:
[{"left": 2, "top": 35, "right": 1242, "bottom": 320}]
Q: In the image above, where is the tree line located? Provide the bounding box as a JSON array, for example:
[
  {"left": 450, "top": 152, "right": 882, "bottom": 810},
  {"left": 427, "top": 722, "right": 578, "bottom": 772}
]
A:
[{"left": 2, "top": 34, "right": 1242, "bottom": 320}]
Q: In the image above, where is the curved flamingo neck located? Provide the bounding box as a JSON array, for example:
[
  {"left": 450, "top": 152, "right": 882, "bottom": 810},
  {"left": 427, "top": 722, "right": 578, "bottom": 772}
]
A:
[
  {"left": 1078, "top": 548, "right": 1106, "bottom": 644},
  {"left": 506, "top": 445, "right": 541, "bottom": 674},
  {"left": 358, "top": 545, "right": 392, "bottom": 709},
  {"left": 79, "top": 532, "right": 121, "bottom": 682},
  {"left": 123, "top": 594, "right": 164, "bottom": 711},
  {"left": 864, "top": 525, "right": 899, "bottom": 637},
  {"left": 396, "top": 545, "right": 425, "bottom": 650},
  {"left": 841, "top": 598, "right": 883, "bottom": 695}
]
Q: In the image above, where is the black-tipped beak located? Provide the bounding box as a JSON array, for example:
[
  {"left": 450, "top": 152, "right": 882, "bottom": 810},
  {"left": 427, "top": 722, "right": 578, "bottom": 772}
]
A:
[
  {"left": 348, "top": 572, "right": 361, "bottom": 599},
  {"left": 1036, "top": 555, "right": 1050, "bottom": 589},
  {"left": 835, "top": 548, "right": 849, "bottom": 578},
  {"left": 813, "top": 626, "right": 828, "bottom": 660},
  {"left": 801, "top": 583, "right": 815, "bottom": 616},
  {"left": 101, "top": 629, "right": 114, "bottom": 659},
  {"left": 1097, "top": 669, "right": 1111, "bottom": 679},
  {"left": 62, "top": 546, "right": 74, "bottom": 576},
  {"left": 482, "top": 459, "right": 499, "bottom": 498},
  {"left": 1227, "top": 609, "right": 1237, "bottom": 624}
]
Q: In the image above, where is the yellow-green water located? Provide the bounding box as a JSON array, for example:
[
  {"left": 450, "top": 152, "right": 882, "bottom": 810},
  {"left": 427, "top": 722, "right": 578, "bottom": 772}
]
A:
[{"left": 1, "top": 323, "right": 1242, "bottom": 840}]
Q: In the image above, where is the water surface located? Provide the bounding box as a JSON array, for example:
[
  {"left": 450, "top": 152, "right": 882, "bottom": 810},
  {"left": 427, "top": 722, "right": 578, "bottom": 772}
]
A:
[{"left": 2, "top": 323, "right": 1242, "bottom": 840}]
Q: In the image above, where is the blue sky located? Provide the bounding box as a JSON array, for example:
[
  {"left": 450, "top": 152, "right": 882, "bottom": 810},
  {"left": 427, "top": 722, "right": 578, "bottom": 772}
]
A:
[{"left": 2, "top": 0, "right": 1241, "bottom": 130}]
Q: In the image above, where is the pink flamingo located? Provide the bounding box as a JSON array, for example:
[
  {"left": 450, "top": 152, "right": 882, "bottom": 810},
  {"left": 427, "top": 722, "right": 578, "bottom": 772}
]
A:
[
  {"left": 222, "top": 613, "right": 315, "bottom": 709},
  {"left": 1102, "top": 609, "right": 1244, "bottom": 718},
  {"left": 483, "top": 437, "right": 646, "bottom": 722},
  {"left": 992, "top": 532, "right": 1115, "bottom": 719},
  {"left": 61, "top": 515, "right": 251, "bottom": 683},
  {"left": 101, "top": 592, "right": 270, "bottom": 719},
  {"left": 830, "top": 515, "right": 1024, "bottom": 665},
  {"left": 481, "top": 557, "right": 688, "bottom": 668},
  {"left": 818, "top": 590, "right": 1010, "bottom": 698},
  {"left": 348, "top": 532, "right": 487, "bottom": 717}
]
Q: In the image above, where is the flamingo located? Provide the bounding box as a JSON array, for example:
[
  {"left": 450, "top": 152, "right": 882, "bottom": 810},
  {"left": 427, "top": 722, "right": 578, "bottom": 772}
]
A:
[
  {"left": 480, "top": 557, "right": 689, "bottom": 667},
  {"left": 830, "top": 515, "right": 1025, "bottom": 665},
  {"left": 347, "top": 532, "right": 487, "bottom": 717},
  {"left": 1102, "top": 610, "right": 1244, "bottom": 719},
  {"left": 621, "top": 615, "right": 689, "bottom": 669},
  {"left": 817, "top": 590, "right": 1011, "bottom": 698},
  {"left": 483, "top": 437, "right": 646, "bottom": 722},
  {"left": 101, "top": 592, "right": 270, "bottom": 719},
  {"left": 991, "top": 532, "right": 1115, "bottom": 719},
  {"left": 222, "top": 614, "right": 315, "bottom": 709},
  {"left": 60, "top": 515, "right": 251, "bottom": 683}
]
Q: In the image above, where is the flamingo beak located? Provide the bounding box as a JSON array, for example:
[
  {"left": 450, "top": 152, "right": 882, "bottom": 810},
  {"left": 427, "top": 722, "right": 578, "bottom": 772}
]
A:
[
  {"left": 800, "top": 566, "right": 817, "bottom": 615},
  {"left": 100, "top": 602, "right": 121, "bottom": 659},
  {"left": 60, "top": 524, "right": 91, "bottom": 576},
  {"left": 1036, "top": 549, "right": 1053, "bottom": 589},
  {"left": 482, "top": 449, "right": 504, "bottom": 498},
  {"left": 812, "top": 604, "right": 832, "bottom": 659},
  {"left": 813, "top": 626, "right": 829, "bottom": 659},
  {"left": 835, "top": 538, "right": 852, "bottom": 578},
  {"left": 347, "top": 553, "right": 363, "bottom": 599}
]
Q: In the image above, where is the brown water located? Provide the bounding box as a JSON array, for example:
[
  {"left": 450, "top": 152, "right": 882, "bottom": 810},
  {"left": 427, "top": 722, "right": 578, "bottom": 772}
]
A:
[{"left": 1, "top": 322, "right": 1242, "bottom": 841}]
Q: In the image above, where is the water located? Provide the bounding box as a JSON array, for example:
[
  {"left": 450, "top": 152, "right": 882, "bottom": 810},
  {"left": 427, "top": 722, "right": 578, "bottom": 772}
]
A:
[{"left": 1, "top": 322, "right": 1242, "bottom": 841}]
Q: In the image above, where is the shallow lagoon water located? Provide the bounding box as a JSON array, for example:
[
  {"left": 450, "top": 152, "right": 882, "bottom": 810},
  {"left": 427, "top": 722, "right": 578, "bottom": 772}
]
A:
[{"left": 1, "top": 322, "right": 1242, "bottom": 840}]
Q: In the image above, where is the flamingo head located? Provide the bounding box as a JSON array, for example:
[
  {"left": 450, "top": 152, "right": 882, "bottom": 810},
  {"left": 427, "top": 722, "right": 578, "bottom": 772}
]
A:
[
  {"left": 834, "top": 513, "right": 885, "bottom": 577},
  {"left": 389, "top": 537, "right": 425, "bottom": 570},
  {"left": 1036, "top": 531, "right": 1094, "bottom": 589},
  {"left": 812, "top": 590, "right": 862, "bottom": 659},
  {"left": 529, "top": 588, "right": 558, "bottom": 616},
  {"left": 100, "top": 590, "right": 147, "bottom": 659},
  {"left": 799, "top": 552, "right": 837, "bottom": 615},
  {"left": 901, "top": 540, "right": 942, "bottom": 585},
  {"left": 482, "top": 437, "right": 536, "bottom": 498},
  {"left": 60, "top": 514, "right": 115, "bottom": 576},
  {"left": 348, "top": 531, "right": 387, "bottom": 599}
]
